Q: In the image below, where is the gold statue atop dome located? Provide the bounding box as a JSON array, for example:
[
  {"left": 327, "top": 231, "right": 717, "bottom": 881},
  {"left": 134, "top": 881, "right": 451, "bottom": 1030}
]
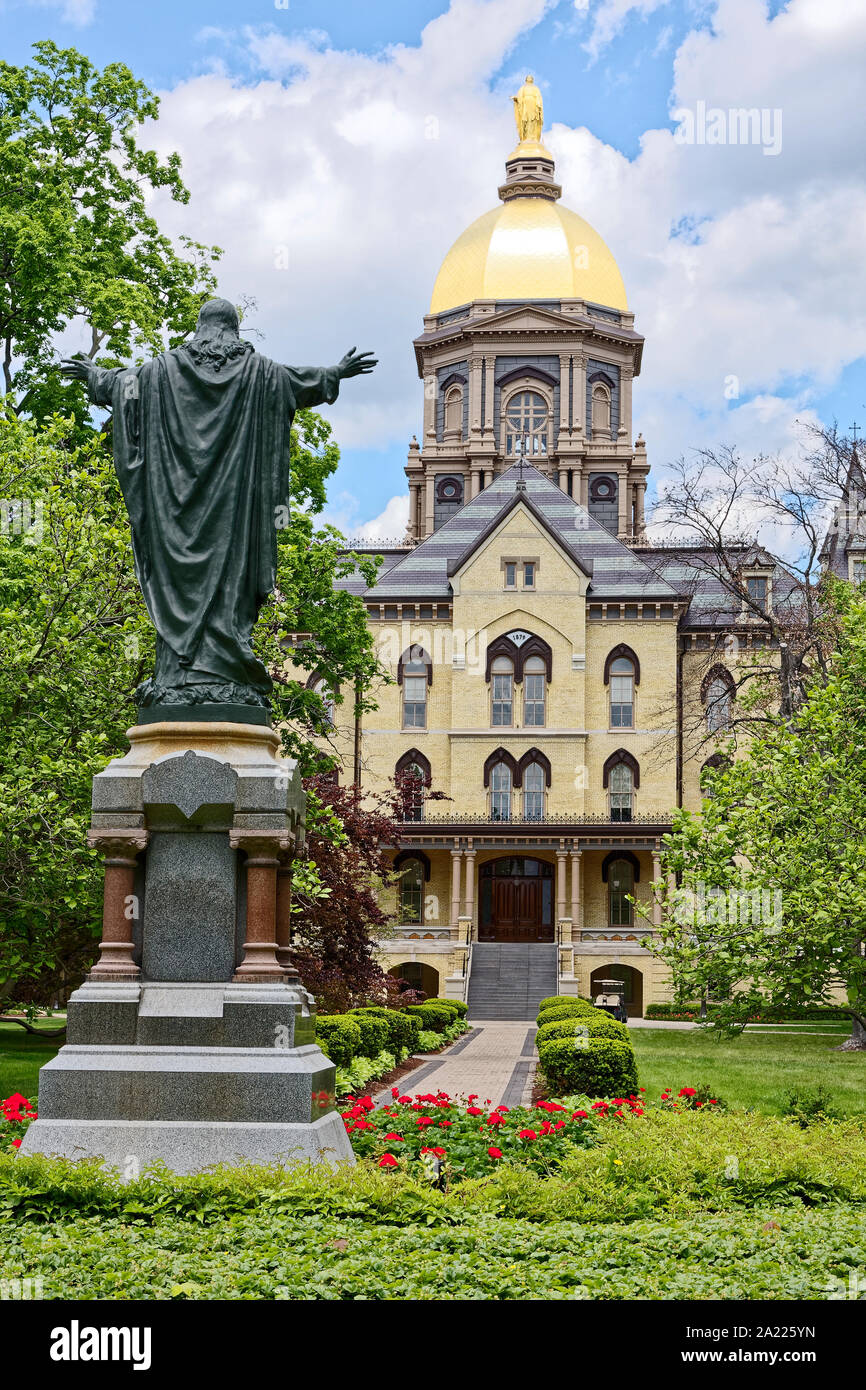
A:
[{"left": 512, "top": 74, "right": 544, "bottom": 145}]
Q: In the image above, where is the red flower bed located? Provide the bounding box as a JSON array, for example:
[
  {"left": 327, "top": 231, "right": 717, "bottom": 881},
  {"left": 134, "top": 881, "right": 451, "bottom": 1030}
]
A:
[{"left": 0, "top": 1093, "right": 37, "bottom": 1152}]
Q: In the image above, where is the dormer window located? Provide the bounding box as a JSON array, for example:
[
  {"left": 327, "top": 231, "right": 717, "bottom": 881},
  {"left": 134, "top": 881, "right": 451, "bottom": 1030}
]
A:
[
  {"left": 746, "top": 575, "right": 767, "bottom": 607},
  {"left": 742, "top": 570, "right": 772, "bottom": 615},
  {"left": 852, "top": 558, "right": 866, "bottom": 586}
]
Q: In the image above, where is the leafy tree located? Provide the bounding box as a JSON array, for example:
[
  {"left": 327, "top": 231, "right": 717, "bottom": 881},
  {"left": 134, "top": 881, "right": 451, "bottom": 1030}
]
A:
[
  {"left": 651, "top": 579, "right": 866, "bottom": 1049},
  {"left": 0, "top": 411, "right": 151, "bottom": 1004},
  {"left": 0, "top": 40, "right": 220, "bottom": 421}
]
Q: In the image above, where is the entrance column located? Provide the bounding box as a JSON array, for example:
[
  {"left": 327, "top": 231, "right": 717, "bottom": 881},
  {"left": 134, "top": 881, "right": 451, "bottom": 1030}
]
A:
[
  {"left": 450, "top": 846, "right": 463, "bottom": 931},
  {"left": 463, "top": 848, "right": 476, "bottom": 920},
  {"left": 570, "top": 848, "right": 582, "bottom": 942},
  {"left": 556, "top": 847, "right": 568, "bottom": 929},
  {"left": 652, "top": 847, "right": 663, "bottom": 929}
]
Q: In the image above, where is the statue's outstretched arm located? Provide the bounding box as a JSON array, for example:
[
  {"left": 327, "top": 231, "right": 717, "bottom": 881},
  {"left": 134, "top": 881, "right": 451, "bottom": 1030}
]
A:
[
  {"left": 60, "top": 357, "right": 137, "bottom": 409},
  {"left": 283, "top": 348, "right": 377, "bottom": 410}
]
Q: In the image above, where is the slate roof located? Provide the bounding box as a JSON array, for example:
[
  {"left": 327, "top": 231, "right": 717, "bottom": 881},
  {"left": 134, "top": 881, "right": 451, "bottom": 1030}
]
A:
[
  {"left": 642, "top": 545, "right": 801, "bottom": 628},
  {"left": 346, "top": 464, "right": 682, "bottom": 603}
]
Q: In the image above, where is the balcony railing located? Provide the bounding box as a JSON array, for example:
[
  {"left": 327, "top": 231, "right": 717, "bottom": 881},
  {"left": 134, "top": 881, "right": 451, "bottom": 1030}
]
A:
[{"left": 400, "top": 811, "right": 671, "bottom": 827}]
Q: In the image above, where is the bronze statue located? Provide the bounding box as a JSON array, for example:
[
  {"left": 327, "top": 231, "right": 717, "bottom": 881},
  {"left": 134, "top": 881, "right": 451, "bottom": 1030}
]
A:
[{"left": 62, "top": 299, "right": 376, "bottom": 720}]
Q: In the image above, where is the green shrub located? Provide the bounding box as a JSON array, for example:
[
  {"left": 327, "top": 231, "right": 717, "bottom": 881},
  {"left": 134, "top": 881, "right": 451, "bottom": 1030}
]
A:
[
  {"left": 538, "top": 1037, "right": 638, "bottom": 1098},
  {"left": 536, "top": 1001, "right": 598, "bottom": 1027},
  {"left": 536, "top": 995, "right": 592, "bottom": 1012},
  {"left": 404, "top": 1003, "right": 454, "bottom": 1035},
  {"left": 315, "top": 1015, "right": 362, "bottom": 1068},
  {"left": 433, "top": 998, "right": 468, "bottom": 1017},
  {"left": 782, "top": 1085, "right": 842, "bottom": 1127},
  {"left": 536, "top": 1015, "right": 629, "bottom": 1047},
  {"left": 347, "top": 1011, "right": 389, "bottom": 1059},
  {"left": 353, "top": 1008, "right": 418, "bottom": 1054}
]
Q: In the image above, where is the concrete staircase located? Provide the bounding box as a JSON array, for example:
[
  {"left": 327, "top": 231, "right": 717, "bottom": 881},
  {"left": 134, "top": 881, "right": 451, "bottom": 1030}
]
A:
[{"left": 466, "top": 943, "right": 558, "bottom": 1021}]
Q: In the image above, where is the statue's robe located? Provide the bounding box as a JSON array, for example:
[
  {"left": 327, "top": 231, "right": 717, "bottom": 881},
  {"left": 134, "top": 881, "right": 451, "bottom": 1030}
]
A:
[{"left": 90, "top": 348, "right": 339, "bottom": 705}]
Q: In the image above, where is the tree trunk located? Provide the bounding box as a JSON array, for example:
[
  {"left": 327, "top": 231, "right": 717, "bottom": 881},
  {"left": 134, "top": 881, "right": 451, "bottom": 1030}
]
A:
[{"left": 836, "top": 1016, "right": 866, "bottom": 1051}]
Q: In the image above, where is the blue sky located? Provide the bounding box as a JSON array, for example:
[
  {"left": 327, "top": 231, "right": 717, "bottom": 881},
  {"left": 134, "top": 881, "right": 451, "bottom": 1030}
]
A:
[{"left": 6, "top": 0, "right": 866, "bottom": 539}]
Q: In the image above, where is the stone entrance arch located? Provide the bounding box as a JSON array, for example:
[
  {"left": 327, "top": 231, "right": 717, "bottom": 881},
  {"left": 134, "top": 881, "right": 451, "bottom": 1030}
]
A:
[
  {"left": 590, "top": 963, "right": 644, "bottom": 1018},
  {"left": 389, "top": 961, "right": 440, "bottom": 999}
]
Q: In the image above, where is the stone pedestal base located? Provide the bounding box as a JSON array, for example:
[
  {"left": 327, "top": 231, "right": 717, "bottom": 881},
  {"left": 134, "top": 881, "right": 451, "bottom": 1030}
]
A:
[{"left": 21, "top": 1113, "right": 350, "bottom": 1174}]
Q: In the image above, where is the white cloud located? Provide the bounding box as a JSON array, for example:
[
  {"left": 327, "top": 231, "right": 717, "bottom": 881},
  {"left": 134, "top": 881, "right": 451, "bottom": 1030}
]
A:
[
  {"left": 580, "top": 0, "right": 672, "bottom": 60},
  {"left": 322, "top": 492, "right": 410, "bottom": 544},
  {"left": 26, "top": 0, "right": 95, "bottom": 25},
  {"left": 142, "top": 0, "right": 866, "bottom": 532}
]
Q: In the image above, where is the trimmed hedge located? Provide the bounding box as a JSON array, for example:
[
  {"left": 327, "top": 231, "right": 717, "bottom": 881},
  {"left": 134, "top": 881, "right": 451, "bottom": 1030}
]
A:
[
  {"left": 536, "top": 1015, "right": 630, "bottom": 1047},
  {"left": 352, "top": 1008, "right": 419, "bottom": 1054},
  {"left": 536, "top": 995, "right": 593, "bottom": 1012},
  {"left": 315, "top": 1015, "right": 362, "bottom": 1068},
  {"left": 346, "top": 1011, "right": 389, "bottom": 1059},
  {"left": 537, "top": 1037, "right": 638, "bottom": 1098},
  {"left": 433, "top": 998, "right": 468, "bottom": 1017},
  {"left": 404, "top": 1002, "right": 455, "bottom": 1035},
  {"left": 644, "top": 1001, "right": 852, "bottom": 1023},
  {"left": 537, "top": 1001, "right": 599, "bottom": 1027}
]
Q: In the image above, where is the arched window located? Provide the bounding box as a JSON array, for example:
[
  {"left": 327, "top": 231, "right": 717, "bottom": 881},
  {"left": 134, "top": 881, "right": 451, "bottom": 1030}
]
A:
[
  {"left": 490, "top": 761, "right": 512, "bottom": 821},
  {"left": 522, "top": 761, "right": 545, "bottom": 821},
  {"left": 592, "top": 382, "right": 611, "bottom": 434},
  {"left": 505, "top": 390, "right": 549, "bottom": 459},
  {"left": 703, "top": 667, "right": 734, "bottom": 734},
  {"left": 444, "top": 386, "right": 463, "bottom": 436},
  {"left": 491, "top": 655, "right": 514, "bottom": 726},
  {"left": 608, "top": 857, "right": 634, "bottom": 926},
  {"left": 396, "top": 750, "right": 431, "bottom": 823},
  {"left": 396, "top": 857, "right": 425, "bottom": 924},
  {"left": 608, "top": 762, "right": 633, "bottom": 822},
  {"left": 522, "top": 654, "right": 546, "bottom": 727},
  {"left": 609, "top": 655, "right": 635, "bottom": 728},
  {"left": 398, "top": 647, "right": 432, "bottom": 729},
  {"left": 311, "top": 675, "right": 335, "bottom": 728}
]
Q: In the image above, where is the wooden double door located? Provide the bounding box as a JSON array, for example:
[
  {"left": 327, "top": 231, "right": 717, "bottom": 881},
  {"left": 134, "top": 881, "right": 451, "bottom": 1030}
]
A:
[{"left": 479, "top": 856, "right": 554, "bottom": 943}]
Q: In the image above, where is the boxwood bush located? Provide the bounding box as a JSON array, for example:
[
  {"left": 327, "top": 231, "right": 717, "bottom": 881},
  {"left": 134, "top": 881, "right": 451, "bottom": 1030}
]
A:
[
  {"left": 315, "top": 1015, "right": 362, "bottom": 1067},
  {"left": 536, "top": 1001, "right": 598, "bottom": 1027},
  {"left": 404, "top": 1002, "right": 454, "bottom": 1034},
  {"left": 536, "top": 995, "right": 592, "bottom": 1012},
  {"left": 346, "top": 1011, "right": 390, "bottom": 1059},
  {"left": 536, "top": 1015, "right": 629, "bottom": 1046},
  {"left": 353, "top": 1007, "right": 420, "bottom": 1054},
  {"left": 537, "top": 1037, "right": 638, "bottom": 1098},
  {"left": 433, "top": 997, "right": 468, "bottom": 1017}
]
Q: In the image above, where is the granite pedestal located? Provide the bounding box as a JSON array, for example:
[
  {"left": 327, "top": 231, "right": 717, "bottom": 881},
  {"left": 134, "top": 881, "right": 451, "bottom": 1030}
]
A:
[{"left": 21, "top": 721, "right": 354, "bottom": 1174}]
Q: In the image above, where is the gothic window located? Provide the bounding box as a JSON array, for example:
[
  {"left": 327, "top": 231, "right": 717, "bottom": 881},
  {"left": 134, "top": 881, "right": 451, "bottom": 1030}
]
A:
[
  {"left": 522, "top": 761, "right": 545, "bottom": 821},
  {"left": 522, "top": 654, "right": 546, "bottom": 727},
  {"left": 444, "top": 385, "right": 463, "bottom": 436},
  {"left": 703, "top": 668, "right": 734, "bottom": 734},
  {"left": 490, "top": 761, "right": 512, "bottom": 822},
  {"left": 396, "top": 751, "right": 431, "bottom": 823},
  {"left": 491, "top": 655, "right": 514, "bottom": 726},
  {"left": 505, "top": 390, "right": 549, "bottom": 459},
  {"left": 608, "top": 763, "right": 634, "bottom": 822},
  {"left": 609, "top": 655, "right": 635, "bottom": 728},
  {"left": 311, "top": 675, "right": 335, "bottom": 728},
  {"left": 591, "top": 382, "right": 611, "bottom": 434},
  {"left": 608, "top": 857, "right": 634, "bottom": 926},
  {"left": 398, "top": 857, "right": 425, "bottom": 924}
]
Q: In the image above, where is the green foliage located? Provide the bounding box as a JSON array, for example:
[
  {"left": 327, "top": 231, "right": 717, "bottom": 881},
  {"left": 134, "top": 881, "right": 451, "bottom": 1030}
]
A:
[
  {"left": 536, "top": 1016, "right": 629, "bottom": 1047},
  {"left": 0, "top": 40, "right": 220, "bottom": 418},
  {"left": 536, "top": 1000, "right": 599, "bottom": 1027},
  {"left": 536, "top": 995, "right": 592, "bottom": 1012},
  {"left": 654, "top": 580, "right": 866, "bottom": 1039},
  {"left": 0, "top": 414, "right": 151, "bottom": 1001},
  {"left": 314, "top": 1015, "right": 362, "bottom": 1069},
  {"left": 538, "top": 1038, "right": 638, "bottom": 1098},
  {"left": 782, "top": 1085, "right": 842, "bottom": 1128},
  {"left": 352, "top": 1007, "right": 420, "bottom": 1053},
  {"left": 432, "top": 998, "right": 467, "bottom": 1017},
  {"left": 346, "top": 1010, "right": 389, "bottom": 1060},
  {"left": 335, "top": 1049, "right": 400, "bottom": 1099},
  {"left": 404, "top": 1003, "right": 454, "bottom": 1035}
]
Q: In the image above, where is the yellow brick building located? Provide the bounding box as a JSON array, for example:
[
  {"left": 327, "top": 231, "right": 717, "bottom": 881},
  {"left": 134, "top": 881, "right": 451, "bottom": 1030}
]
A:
[{"left": 302, "top": 85, "right": 783, "bottom": 1018}]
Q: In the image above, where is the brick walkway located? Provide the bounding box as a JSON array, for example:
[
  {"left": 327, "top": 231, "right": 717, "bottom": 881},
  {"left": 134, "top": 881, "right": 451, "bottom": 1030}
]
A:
[{"left": 375, "top": 1022, "right": 537, "bottom": 1108}]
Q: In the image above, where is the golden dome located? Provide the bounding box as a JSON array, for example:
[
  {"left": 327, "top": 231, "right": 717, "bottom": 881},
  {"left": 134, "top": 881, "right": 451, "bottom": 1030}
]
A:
[{"left": 429, "top": 196, "right": 628, "bottom": 314}]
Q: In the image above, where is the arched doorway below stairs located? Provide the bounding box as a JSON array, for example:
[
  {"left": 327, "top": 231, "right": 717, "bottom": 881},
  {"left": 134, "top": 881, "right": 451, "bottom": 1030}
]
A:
[
  {"left": 389, "top": 962, "right": 440, "bottom": 999},
  {"left": 479, "top": 856, "right": 554, "bottom": 943},
  {"left": 590, "top": 964, "right": 644, "bottom": 1018}
]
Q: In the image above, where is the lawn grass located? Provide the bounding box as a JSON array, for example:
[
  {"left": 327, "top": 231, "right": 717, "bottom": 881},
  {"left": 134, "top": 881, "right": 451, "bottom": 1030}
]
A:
[
  {"left": 631, "top": 1027, "right": 866, "bottom": 1114},
  {"left": 0, "top": 1020, "right": 63, "bottom": 1099}
]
